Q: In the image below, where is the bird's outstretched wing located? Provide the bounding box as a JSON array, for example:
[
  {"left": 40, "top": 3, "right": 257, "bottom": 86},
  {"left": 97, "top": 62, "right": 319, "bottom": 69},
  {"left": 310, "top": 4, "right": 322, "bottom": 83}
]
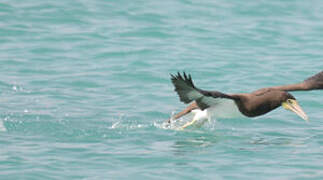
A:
[
  {"left": 170, "top": 72, "right": 236, "bottom": 110},
  {"left": 303, "top": 71, "right": 323, "bottom": 90},
  {"left": 252, "top": 71, "right": 323, "bottom": 95}
]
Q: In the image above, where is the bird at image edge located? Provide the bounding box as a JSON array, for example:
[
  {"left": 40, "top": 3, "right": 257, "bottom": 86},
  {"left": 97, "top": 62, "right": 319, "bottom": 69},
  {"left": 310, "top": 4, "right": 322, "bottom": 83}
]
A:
[{"left": 169, "top": 71, "right": 323, "bottom": 129}]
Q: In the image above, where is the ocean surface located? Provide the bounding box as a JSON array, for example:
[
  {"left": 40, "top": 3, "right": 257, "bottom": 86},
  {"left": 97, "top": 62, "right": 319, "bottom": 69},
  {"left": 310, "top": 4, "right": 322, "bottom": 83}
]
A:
[{"left": 1, "top": 0, "right": 323, "bottom": 179}]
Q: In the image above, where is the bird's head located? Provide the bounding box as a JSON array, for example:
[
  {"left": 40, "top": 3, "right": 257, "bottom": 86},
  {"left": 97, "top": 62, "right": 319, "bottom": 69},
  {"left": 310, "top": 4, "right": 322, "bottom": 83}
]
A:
[{"left": 281, "top": 93, "right": 308, "bottom": 122}]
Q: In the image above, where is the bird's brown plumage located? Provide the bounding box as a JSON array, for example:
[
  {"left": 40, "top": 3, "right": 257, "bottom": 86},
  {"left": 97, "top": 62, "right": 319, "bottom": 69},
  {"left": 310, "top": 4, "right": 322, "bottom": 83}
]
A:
[
  {"left": 169, "top": 71, "right": 322, "bottom": 121},
  {"left": 252, "top": 71, "right": 323, "bottom": 95}
]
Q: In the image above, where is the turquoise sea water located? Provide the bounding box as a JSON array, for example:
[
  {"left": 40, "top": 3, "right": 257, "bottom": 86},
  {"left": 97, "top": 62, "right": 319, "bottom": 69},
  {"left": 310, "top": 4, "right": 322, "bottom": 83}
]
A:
[{"left": 1, "top": 0, "right": 323, "bottom": 179}]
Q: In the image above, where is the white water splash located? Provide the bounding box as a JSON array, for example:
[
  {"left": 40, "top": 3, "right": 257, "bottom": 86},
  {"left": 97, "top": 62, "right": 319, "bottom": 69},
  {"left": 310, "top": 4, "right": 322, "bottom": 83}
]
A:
[
  {"left": 160, "top": 111, "right": 217, "bottom": 130},
  {"left": 110, "top": 121, "right": 120, "bottom": 129},
  {"left": 0, "top": 120, "right": 7, "bottom": 132}
]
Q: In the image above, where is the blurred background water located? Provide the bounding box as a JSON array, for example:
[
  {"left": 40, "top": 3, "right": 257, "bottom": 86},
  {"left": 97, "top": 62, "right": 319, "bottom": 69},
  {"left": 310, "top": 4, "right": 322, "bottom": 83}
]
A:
[{"left": 0, "top": 0, "right": 323, "bottom": 179}]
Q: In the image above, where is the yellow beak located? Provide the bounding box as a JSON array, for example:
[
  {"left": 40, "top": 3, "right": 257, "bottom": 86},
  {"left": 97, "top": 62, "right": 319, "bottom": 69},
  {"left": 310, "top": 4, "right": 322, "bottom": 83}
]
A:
[{"left": 282, "top": 99, "right": 308, "bottom": 122}]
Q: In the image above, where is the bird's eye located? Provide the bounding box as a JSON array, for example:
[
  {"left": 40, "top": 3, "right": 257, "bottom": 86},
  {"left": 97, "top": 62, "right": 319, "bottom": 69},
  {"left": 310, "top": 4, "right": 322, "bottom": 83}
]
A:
[{"left": 287, "top": 99, "right": 293, "bottom": 103}]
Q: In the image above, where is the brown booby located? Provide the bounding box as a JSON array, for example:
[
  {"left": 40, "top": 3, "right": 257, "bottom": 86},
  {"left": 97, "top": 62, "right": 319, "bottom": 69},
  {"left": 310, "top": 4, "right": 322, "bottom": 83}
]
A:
[{"left": 169, "top": 71, "right": 323, "bottom": 129}]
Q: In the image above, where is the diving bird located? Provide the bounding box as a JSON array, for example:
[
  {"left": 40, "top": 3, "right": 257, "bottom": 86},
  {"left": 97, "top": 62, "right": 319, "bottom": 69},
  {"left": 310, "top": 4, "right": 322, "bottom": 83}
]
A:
[{"left": 169, "top": 71, "right": 323, "bottom": 129}]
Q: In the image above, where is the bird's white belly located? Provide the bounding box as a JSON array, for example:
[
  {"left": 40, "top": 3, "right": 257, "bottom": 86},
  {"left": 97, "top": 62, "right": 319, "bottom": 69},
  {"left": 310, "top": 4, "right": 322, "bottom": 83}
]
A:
[
  {"left": 192, "top": 99, "right": 244, "bottom": 121},
  {"left": 207, "top": 99, "right": 244, "bottom": 119},
  {"left": 180, "top": 99, "right": 245, "bottom": 129}
]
